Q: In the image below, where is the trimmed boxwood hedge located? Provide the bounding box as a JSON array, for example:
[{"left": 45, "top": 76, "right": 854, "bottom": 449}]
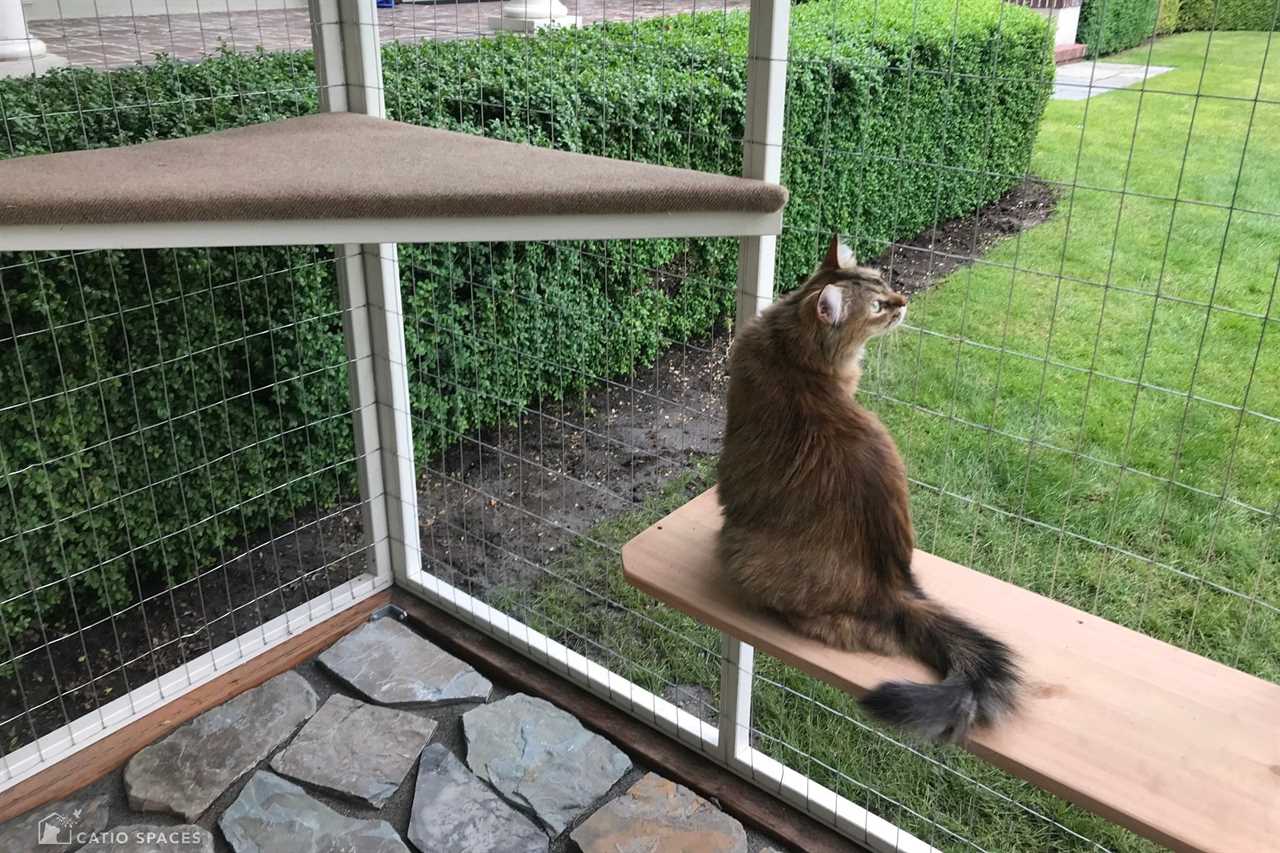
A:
[
  {"left": 1079, "top": 0, "right": 1161, "bottom": 56},
  {"left": 0, "top": 0, "right": 1052, "bottom": 635},
  {"left": 1177, "top": 0, "right": 1279, "bottom": 30}
]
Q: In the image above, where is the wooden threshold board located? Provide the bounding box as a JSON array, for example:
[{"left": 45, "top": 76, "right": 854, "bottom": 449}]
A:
[
  {"left": 0, "top": 591, "right": 390, "bottom": 825},
  {"left": 621, "top": 487, "right": 1280, "bottom": 853}
]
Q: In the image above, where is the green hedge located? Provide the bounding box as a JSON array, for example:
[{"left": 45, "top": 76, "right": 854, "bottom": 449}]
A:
[
  {"left": 1079, "top": 0, "right": 1161, "bottom": 55},
  {"left": 1157, "top": 0, "right": 1182, "bottom": 33},
  {"left": 1176, "top": 0, "right": 1279, "bottom": 29},
  {"left": 0, "top": 0, "right": 1051, "bottom": 636}
]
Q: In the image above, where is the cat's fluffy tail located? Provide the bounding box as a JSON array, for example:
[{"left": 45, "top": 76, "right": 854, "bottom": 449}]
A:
[{"left": 859, "top": 596, "right": 1020, "bottom": 743}]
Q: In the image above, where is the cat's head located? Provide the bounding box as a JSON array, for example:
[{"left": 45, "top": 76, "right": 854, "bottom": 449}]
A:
[{"left": 798, "top": 236, "right": 907, "bottom": 361}]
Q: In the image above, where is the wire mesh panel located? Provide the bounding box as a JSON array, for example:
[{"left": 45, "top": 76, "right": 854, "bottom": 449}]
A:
[
  {"left": 382, "top": 2, "right": 1277, "bottom": 851},
  {"left": 749, "top": 2, "right": 1277, "bottom": 851},
  {"left": 381, "top": 3, "right": 757, "bottom": 742},
  {"left": 1, "top": 0, "right": 1276, "bottom": 847},
  {"left": 0, "top": 3, "right": 384, "bottom": 785}
]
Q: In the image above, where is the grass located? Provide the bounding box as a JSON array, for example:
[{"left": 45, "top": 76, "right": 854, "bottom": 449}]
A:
[
  {"left": 494, "top": 31, "right": 1279, "bottom": 853},
  {"left": 872, "top": 30, "right": 1280, "bottom": 685}
]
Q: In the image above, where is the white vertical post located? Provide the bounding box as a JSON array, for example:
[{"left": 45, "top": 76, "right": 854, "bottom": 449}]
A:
[
  {"left": 0, "top": 0, "right": 65, "bottom": 77},
  {"left": 733, "top": 0, "right": 791, "bottom": 330},
  {"left": 0, "top": 0, "right": 45, "bottom": 62},
  {"left": 722, "top": 0, "right": 792, "bottom": 766},
  {"left": 311, "top": 0, "right": 420, "bottom": 585}
]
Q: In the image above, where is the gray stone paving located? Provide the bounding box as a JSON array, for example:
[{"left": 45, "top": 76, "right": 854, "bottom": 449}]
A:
[
  {"left": 0, "top": 617, "right": 790, "bottom": 853},
  {"left": 1053, "top": 61, "right": 1174, "bottom": 101},
  {"left": 318, "top": 616, "right": 492, "bottom": 706},
  {"left": 220, "top": 770, "right": 408, "bottom": 853},
  {"left": 463, "top": 692, "right": 632, "bottom": 835},
  {"left": 572, "top": 773, "right": 749, "bottom": 853},
  {"left": 270, "top": 693, "right": 438, "bottom": 807},
  {"left": 124, "top": 670, "right": 317, "bottom": 821},
  {"left": 409, "top": 743, "right": 548, "bottom": 853},
  {"left": 28, "top": 0, "right": 751, "bottom": 71}
]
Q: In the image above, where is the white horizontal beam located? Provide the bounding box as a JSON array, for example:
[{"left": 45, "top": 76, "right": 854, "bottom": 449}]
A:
[{"left": 0, "top": 211, "right": 784, "bottom": 251}]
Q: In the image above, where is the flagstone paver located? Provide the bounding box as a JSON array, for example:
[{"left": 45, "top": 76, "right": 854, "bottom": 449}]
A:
[
  {"left": 408, "top": 744, "right": 547, "bottom": 853},
  {"left": 124, "top": 671, "right": 317, "bottom": 821},
  {"left": 271, "top": 693, "right": 437, "bottom": 807},
  {"left": 219, "top": 770, "right": 408, "bottom": 853},
  {"left": 463, "top": 693, "right": 631, "bottom": 835},
  {"left": 572, "top": 773, "right": 748, "bottom": 853},
  {"left": 318, "top": 617, "right": 491, "bottom": 707}
]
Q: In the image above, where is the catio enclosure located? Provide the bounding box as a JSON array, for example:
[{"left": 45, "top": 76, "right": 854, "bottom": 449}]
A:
[{"left": 1, "top": 0, "right": 1278, "bottom": 849}]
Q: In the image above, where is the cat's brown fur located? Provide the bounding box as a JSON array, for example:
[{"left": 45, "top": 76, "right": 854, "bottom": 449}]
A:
[{"left": 718, "top": 236, "right": 1019, "bottom": 742}]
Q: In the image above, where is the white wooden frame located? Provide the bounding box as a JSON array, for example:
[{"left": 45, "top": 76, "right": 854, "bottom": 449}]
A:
[
  {"left": 0, "top": 212, "right": 784, "bottom": 252},
  {"left": 310, "top": 0, "right": 420, "bottom": 589},
  {"left": 3, "top": 1, "right": 930, "bottom": 850}
]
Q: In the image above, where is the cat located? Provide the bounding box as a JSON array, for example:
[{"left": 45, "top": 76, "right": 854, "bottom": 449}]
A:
[{"left": 717, "top": 236, "right": 1019, "bottom": 742}]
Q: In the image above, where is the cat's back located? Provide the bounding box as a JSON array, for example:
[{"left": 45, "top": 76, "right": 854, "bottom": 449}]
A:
[
  {"left": 721, "top": 303, "right": 905, "bottom": 514},
  {"left": 723, "top": 309, "right": 803, "bottom": 442}
]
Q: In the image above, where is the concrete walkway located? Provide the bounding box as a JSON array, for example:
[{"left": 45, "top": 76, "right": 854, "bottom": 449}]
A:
[{"left": 1053, "top": 60, "right": 1174, "bottom": 101}]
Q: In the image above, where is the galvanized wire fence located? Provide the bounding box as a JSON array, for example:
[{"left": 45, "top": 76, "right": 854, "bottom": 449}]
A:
[
  {"left": 0, "top": 5, "right": 386, "bottom": 783},
  {"left": 1, "top": 0, "right": 1277, "bottom": 850},
  {"left": 0, "top": 242, "right": 381, "bottom": 777}
]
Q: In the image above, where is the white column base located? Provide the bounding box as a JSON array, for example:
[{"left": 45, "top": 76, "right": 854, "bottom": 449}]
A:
[
  {"left": 0, "top": 34, "right": 44, "bottom": 60},
  {"left": 489, "top": 13, "right": 581, "bottom": 32},
  {"left": 489, "top": 0, "right": 579, "bottom": 32},
  {"left": 0, "top": 48, "right": 66, "bottom": 80},
  {"left": 1052, "top": 6, "right": 1080, "bottom": 47}
]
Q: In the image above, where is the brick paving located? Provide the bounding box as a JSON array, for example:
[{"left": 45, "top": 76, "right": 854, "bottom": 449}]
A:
[{"left": 28, "top": 0, "right": 750, "bottom": 70}]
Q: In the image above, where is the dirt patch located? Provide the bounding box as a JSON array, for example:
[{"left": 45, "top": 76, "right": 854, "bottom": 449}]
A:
[
  {"left": 874, "top": 179, "right": 1058, "bottom": 297},
  {"left": 1, "top": 506, "right": 368, "bottom": 755},
  {"left": 416, "top": 336, "right": 729, "bottom": 599},
  {"left": 1, "top": 180, "right": 1056, "bottom": 750}
]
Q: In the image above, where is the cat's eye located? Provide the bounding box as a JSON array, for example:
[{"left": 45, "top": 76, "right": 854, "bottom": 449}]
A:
[{"left": 871, "top": 300, "right": 883, "bottom": 313}]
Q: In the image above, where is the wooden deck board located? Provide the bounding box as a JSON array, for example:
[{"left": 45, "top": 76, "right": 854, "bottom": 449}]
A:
[{"left": 621, "top": 488, "right": 1280, "bottom": 853}]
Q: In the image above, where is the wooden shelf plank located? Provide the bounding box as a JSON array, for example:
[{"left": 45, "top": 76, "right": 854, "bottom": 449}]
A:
[
  {"left": 622, "top": 487, "right": 1280, "bottom": 853},
  {"left": 0, "top": 113, "right": 787, "bottom": 250}
]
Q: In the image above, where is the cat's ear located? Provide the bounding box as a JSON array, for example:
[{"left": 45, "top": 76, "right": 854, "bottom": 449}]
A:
[
  {"left": 816, "top": 284, "right": 845, "bottom": 325},
  {"left": 821, "top": 235, "right": 857, "bottom": 271}
]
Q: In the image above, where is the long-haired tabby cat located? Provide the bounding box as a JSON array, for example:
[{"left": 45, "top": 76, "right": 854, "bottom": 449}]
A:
[{"left": 718, "top": 236, "right": 1019, "bottom": 742}]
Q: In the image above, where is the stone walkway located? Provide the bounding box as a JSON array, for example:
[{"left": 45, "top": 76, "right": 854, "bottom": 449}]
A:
[
  {"left": 0, "top": 613, "right": 791, "bottom": 853},
  {"left": 1052, "top": 60, "right": 1174, "bottom": 101},
  {"left": 29, "top": 0, "right": 750, "bottom": 70}
]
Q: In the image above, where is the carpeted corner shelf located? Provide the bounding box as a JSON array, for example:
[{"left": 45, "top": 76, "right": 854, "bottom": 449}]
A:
[
  {"left": 0, "top": 112, "right": 788, "bottom": 251},
  {"left": 623, "top": 487, "right": 1280, "bottom": 853}
]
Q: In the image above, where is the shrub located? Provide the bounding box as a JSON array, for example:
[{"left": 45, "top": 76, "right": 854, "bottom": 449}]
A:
[
  {"left": 1157, "top": 0, "right": 1182, "bottom": 33},
  {"left": 0, "top": 0, "right": 1051, "bottom": 636},
  {"left": 1176, "top": 0, "right": 1279, "bottom": 30},
  {"left": 1079, "top": 0, "right": 1161, "bottom": 55}
]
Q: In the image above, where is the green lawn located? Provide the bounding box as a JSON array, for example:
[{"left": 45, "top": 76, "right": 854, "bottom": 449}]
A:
[
  {"left": 873, "top": 30, "right": 1279, "bottom": 684},
  {"left": 497, "top": 32, "right": 1279, "bottom": 853}
]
